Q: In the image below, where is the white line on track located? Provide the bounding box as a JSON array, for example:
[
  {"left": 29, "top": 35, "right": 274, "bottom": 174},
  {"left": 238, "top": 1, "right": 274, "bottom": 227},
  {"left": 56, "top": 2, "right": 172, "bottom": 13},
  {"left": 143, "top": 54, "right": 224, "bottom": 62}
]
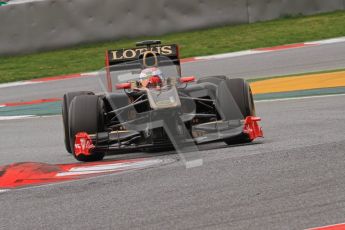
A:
[
  {"left": 56, "top": 159, "right": 163, "bottom": 177},
  {"left": 0, "top": 115, "right": 37, "bottom": 121},
  {"left": 81, "top": 71, "right": 99, "bottom": 77},
  {"left": 306, "top": 36, "right": 345, "bottom": 45},
  {"left": 0, "top": 115, "right": 59, "bottom": 121},
  {"left": 0, "top": 158, "right": 174, "bottom": 193},
  {"left": 0, "top": 115, "right": 60, "bottom": 121},
  {"left": 0, "top": 81, "right": 38, "bottom": 89},
  {"left": 195, "top": 50, "right": 267, "bottom": 60}
]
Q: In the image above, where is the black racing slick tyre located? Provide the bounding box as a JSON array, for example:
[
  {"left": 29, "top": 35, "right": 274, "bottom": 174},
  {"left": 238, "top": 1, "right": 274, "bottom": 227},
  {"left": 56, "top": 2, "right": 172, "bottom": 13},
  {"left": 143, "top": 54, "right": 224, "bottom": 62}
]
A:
[
  {"left": 62, "top": 91, "right": 94, "bottom": 153},
  {"left": 68, "top": 95, "right": 105, "bottom": 162},
  {"left": 199, "top": 76, "right": 256, "bottom": 144},
  {"left": 225, "top": 78, "right": 256, "bottom": 118},
  {"left": 224, "top": 78, "right": 256, "bottom": 145},
  {"left": 198, "top": 76, "right": 255, "bottom": 117}
]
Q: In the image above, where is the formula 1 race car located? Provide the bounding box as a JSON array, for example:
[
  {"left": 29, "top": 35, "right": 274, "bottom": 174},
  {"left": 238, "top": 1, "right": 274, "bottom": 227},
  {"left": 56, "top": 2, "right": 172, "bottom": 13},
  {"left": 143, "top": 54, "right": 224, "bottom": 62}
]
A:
[{"left": 62, "top": 40, "right": 263, "bottom": 162}]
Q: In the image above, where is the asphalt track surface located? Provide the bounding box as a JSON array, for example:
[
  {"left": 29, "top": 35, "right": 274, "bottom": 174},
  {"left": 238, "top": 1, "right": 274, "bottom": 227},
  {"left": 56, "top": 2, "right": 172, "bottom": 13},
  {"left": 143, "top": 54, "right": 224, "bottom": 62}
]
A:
[{"left": 1, "top": 42, "right": 345, "bottom": 229}]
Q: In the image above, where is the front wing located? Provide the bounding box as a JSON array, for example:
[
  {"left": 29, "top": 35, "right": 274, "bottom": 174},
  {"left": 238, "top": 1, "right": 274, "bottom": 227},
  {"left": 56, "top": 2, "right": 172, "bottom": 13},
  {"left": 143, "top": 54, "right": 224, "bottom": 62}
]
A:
[{"left": 74, "top": 116, "right": 263, "bottom": 158}]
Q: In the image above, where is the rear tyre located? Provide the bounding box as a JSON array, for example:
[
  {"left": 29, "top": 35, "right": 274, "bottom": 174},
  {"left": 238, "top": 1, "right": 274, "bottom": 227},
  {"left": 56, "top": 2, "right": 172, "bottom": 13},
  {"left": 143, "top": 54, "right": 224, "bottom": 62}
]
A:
[
  {"left": 62, "top": 91, "right": 94, "bottom": 153},
  {"left": 68, "top": 95, "right": 105, "bottom": 162}
]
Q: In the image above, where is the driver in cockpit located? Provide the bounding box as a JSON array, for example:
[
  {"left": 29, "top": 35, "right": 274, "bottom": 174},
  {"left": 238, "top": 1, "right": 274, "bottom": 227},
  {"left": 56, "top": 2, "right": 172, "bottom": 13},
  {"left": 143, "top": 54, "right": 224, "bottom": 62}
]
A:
[{"left": 139, "top": 67, "right": 164, "bottom": 88}]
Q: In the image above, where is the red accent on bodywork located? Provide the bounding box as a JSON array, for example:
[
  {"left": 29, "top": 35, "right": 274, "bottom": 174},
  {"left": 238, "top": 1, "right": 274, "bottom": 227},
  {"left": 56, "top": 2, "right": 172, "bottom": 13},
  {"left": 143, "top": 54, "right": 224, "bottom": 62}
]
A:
[
  {"left": 180, "top": 76, "right": 196, "bottom": 83},
  {"left": 115, "top": 82, "right": 131, "bottom": 90},
  {"left": 74, "top": 132, "right": 95, "bottom": 157},
  {"left": 105, "top": 50, "right": 113, "bottom": 92},
  {"left": 176, "top": 44, "right": 180, "bottom": 59},
  {"left": 243, "top": 116, "right": 263, "bottom": 140}
]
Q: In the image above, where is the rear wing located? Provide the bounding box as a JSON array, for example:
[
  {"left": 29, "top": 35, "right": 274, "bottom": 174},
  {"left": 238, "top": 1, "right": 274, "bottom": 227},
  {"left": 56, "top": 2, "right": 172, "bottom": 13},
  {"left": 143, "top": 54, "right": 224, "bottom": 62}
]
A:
[
  {"left": 104, "top": 42, "right": 181, "bottom": 92},
  {"left": 106, "top": 44, "right": 180, "bottom": 67}
]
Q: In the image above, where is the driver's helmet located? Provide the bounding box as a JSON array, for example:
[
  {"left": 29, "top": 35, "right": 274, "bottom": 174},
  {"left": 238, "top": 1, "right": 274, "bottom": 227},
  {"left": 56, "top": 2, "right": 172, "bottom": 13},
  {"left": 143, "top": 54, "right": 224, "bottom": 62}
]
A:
[{"left": 139, "top": 67, "right": 163, "bottom": 87}]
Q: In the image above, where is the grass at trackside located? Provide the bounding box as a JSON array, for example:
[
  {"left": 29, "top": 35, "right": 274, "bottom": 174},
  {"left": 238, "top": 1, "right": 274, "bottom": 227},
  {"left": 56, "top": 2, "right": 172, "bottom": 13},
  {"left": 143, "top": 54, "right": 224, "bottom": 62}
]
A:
[{"left": 1, "top": 10, "right": 345, "bottom": 83}]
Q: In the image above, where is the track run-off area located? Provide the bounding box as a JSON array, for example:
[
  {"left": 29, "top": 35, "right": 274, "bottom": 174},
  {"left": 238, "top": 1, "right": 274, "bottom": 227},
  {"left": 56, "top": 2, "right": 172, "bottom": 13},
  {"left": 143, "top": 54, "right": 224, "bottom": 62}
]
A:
[{"left": 0, "top": 38, "right": 345, "bottom": 229}]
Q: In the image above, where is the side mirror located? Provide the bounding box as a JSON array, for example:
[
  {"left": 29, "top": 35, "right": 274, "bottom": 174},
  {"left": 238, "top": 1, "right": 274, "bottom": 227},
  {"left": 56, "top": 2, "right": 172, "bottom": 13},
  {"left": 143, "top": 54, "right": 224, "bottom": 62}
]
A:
[
  {"left": 179, "top": 76, "right": 196, "bottom": 83},
  {"left": 115, "top": 82, "right": 131, "bottom": 90}
]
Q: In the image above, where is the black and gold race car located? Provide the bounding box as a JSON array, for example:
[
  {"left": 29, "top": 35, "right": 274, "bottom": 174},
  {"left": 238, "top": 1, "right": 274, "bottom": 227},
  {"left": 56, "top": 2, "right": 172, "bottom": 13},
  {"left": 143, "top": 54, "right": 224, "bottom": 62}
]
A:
[{"left": 62, "top": 40, "right": 263, "bottom": 162}]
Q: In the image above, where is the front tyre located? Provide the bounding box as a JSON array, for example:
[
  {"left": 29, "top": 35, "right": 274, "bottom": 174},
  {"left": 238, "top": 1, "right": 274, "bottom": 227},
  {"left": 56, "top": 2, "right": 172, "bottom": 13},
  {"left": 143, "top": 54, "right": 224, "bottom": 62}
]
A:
[
  {"left": 68, "top": 95, "right": 105, "bottom": 162},
  {"left": 62, "top": 91, "right": 94, "bottom": 153},
  {"left": 224, "top": 78, "right": 256, "bottom": 145}
]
